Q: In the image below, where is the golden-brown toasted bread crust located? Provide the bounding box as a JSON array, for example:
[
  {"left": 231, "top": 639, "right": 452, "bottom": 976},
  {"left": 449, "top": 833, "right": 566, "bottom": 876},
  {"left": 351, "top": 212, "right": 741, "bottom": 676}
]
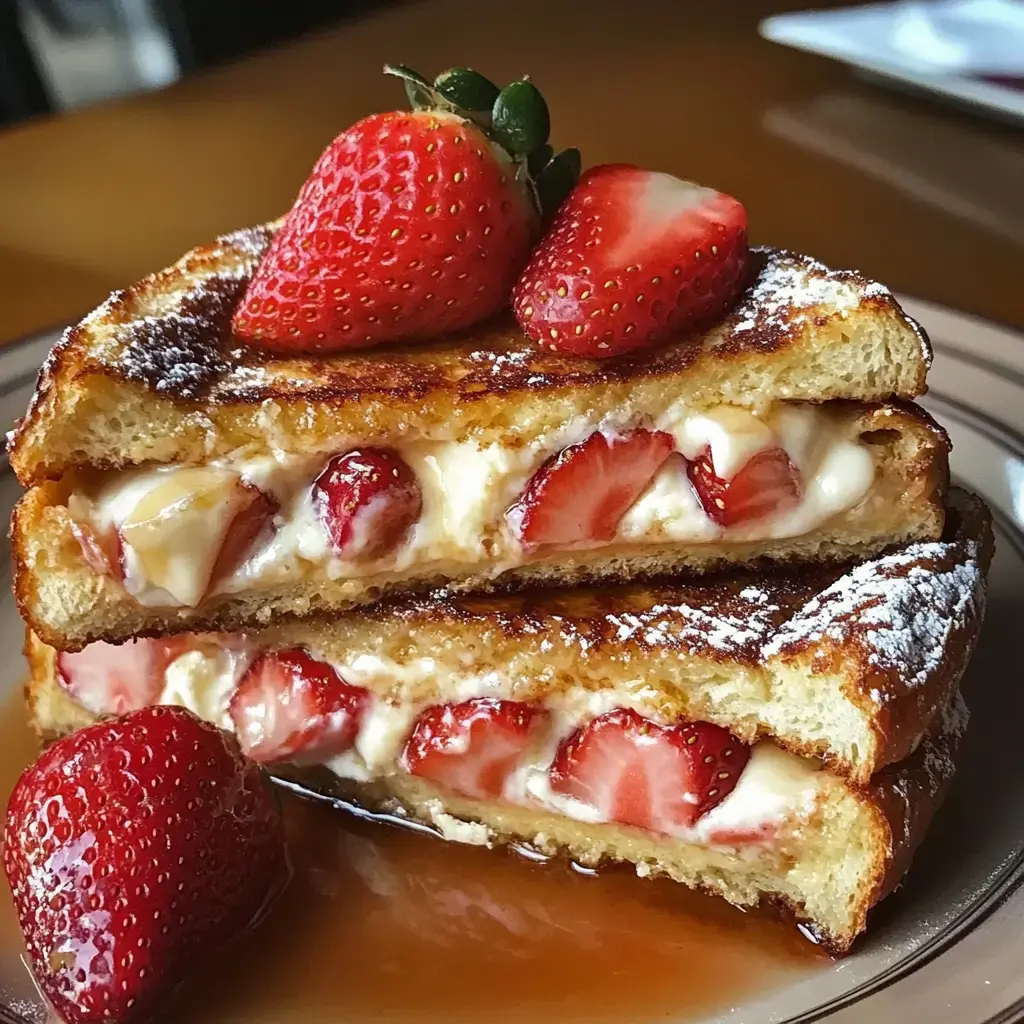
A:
[
  {"left": 7, "top": 224, "right": 932, "bottom": 485},
  {"left": 768, "top": 487, "right": 989, "bottom": 774},
  {"left": 21, "top": 489, "right": 989, "bottom": 784}
]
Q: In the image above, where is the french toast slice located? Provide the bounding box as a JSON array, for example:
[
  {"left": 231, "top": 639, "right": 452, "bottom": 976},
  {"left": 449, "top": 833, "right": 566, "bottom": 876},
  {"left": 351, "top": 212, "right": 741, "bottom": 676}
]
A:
[
  {"left": 7, "top": 226, "right": 930, "bottom": 486},
  {"left": 23, "top": 492, "right": 988, "bottom": 952},
  {"left": 12, "top": 400, "right": 950, "bottom": 650},
  {"left": 25, "top": 652, "right": 968, "bottom": 956},
  {"left": 6, "top": 224, "right": 941, "bottom": 644}
]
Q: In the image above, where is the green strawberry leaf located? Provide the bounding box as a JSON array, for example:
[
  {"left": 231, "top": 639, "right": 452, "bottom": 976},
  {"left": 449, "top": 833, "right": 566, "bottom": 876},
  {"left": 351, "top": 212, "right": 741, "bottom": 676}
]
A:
[
  {"left": 527, "top": 143, "right": 554, "bottom": 178},
  {"left": 434, "top": 68, "right": 501, "bottom": 113},
  {"left": 537, "top": 147, "right": 582, "bottom": 219},
  {"left": 383, "top": 63, "right": 435, "bottom": 110},
  {"left": 491, "top": 78, "right": 550, "bottom": 156}
]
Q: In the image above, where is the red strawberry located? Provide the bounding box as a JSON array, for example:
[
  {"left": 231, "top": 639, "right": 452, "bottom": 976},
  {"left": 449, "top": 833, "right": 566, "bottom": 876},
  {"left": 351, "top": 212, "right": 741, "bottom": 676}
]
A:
[
  {"left": 549, "top": 708, "right": 750, "bottom": 833},
  {"left": 56, "top": 638, "right": 170, "bottom": 716},
  {"left": 312, "top": 448, "right": 422, "bottom": 560},
  {"left": 513, "top": 164, "right": 749, "bottom": 358},
  {"left": 209, "top": 483, "right": 279, "bottom": 585},
  {"left": 229, "top": 649, "right": 371, "bottom": 764},
  {"left": 688, "top": 446, "right": 801, "bottom": 527},
  {"left": 3, "top": 706, "right": 288, "bottom": 1024},
  {"left": 234, "top": 99, "right": 536, "bottom": 350},
  {"left": 401, "top": 698, "right": 547, "bottom": 799},
  {"left": 507, "top": 428, "right": 674, "bottom": 547}
]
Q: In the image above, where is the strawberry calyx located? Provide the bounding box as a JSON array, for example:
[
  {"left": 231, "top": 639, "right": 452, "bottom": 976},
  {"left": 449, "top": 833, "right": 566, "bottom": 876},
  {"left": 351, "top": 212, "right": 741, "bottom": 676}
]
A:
[{"left": 383, "top": 63, "right": 580, "bottom": 220}]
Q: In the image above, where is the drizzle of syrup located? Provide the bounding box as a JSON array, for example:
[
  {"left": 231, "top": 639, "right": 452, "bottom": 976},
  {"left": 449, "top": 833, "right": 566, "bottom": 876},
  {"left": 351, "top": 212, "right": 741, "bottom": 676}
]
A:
[{"left": 0, "top": 693, "right": 826, "bottom": 1023}]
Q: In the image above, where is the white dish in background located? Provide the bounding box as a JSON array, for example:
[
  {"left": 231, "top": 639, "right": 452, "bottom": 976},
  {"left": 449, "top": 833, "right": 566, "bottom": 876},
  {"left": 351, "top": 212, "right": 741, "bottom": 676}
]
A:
[{"left": 760, "top": 1, "right": 1024, "bottom": 125}]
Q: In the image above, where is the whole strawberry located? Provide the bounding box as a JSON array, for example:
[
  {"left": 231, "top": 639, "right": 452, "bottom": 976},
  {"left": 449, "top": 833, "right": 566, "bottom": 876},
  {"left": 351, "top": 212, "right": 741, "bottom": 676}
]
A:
[
  {"left": 234, "top": 65, "right": 581, "bottom": 353},
  {"left": 3, "top": 706, "right": 289, "bottom": 1023},
  {"left": 513, "top": 164, "right": 749, "bottom": 358}
]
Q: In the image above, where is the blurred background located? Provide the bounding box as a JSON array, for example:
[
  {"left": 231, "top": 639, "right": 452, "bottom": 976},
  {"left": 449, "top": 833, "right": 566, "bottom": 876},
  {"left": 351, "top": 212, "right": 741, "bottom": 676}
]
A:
[
  {"left": 1, "top": 0, "right": 406, "bottom": 122},
  {"left": 0, "top": 0, "right": 1019, "bottom": 341}
]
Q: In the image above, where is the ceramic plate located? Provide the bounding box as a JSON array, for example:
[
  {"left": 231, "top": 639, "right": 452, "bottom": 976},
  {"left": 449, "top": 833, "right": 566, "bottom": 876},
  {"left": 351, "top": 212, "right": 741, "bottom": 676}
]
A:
[
  {"left": 759, "top": 6, "right": 1024, "bottom": 126},
  {"left": 0, "top": 303, "right": 1022, "bottom": 1023}
]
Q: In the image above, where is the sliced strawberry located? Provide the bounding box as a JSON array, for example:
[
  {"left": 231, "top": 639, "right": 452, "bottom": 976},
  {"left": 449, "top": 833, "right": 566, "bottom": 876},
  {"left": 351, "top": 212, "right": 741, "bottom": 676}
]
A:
[
  {"left": 117, "top": 469, "right": 278, "bottom": 607},
  {"left": 549, "top": 708, "right": 750, "bottom": 833},
  {"left": 56, "top": 638, "right": 170, "bottom": 716},
  {"left": 401, "top": 698, "right": 547, "bottom": 799},
  {"left": 312, "top": 448, "right": 422, "bottom": 560},
  {"left": 688, "top": 446, "right": 801, "bottom": 527},
  {"left": 508, "top": 428, "right": 674, "bottom": 547},
  {"left": 229, "top": 649, "right": 371, "bottom": 764},
  {"left": 69, "top": 518, "right": 123, "bottom": 582},
  {"left": 209, "top": 483, "right": 279, "bottom": 585},
  {"left": 513, "top": 164, "right": 749, "bottom": 358}
]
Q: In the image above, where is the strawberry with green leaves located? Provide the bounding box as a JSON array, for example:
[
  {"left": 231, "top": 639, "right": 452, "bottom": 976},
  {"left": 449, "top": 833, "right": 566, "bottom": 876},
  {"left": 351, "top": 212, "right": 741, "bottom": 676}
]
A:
[{"left": 234, "top": 65, "right": 580, "bottom": 353}]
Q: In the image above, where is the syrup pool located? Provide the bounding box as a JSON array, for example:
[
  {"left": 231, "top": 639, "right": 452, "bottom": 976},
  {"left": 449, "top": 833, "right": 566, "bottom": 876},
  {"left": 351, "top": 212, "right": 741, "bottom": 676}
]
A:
[{"left": 0, "top": 692, "right": 826, "bottom": 1023}]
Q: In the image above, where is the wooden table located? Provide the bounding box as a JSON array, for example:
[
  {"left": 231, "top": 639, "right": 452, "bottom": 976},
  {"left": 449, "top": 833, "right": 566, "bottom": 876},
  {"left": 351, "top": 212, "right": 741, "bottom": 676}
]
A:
[{"left": 0, "top": 0, "right": 1021, "bottom": 345}]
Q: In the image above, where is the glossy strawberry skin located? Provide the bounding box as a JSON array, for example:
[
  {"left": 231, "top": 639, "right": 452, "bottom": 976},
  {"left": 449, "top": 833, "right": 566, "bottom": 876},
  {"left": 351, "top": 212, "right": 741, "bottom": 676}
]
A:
[
  {"left": 507, "top": 428, "right": 674, "bottom": 547},
  {"left": 233, "top": 110, "right": 535, "bottom": 353},
  {"left": 687, "top": 446, "right": 801, "bottom": 527},
  {"left": 549, "top": 708, "right": 750, "bottom": 833},
  {"left": 312, "top": 448, "right": 422, "bottom": 560},
  {"left": 513, "top": 164, "right": 749, "bottom": 358},
  {"left": 229, "top": 649, "right": 371, "bottom": 764},
  {"left": 3, "top": 706, "right": 288, "bottom": 1024},
  {"left": 401, "top": 698, "right": 547, "bottom": 799}
]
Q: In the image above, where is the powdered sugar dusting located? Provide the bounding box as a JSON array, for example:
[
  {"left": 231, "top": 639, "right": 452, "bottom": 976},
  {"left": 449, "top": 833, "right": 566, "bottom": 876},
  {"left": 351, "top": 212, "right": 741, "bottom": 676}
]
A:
[
  {"left": 462, "top": 524, "right": 984, "bottom": 684},
  {"left": 650, "top": 589, "right": 784, "bottom": 654},
  {"left": 467, "top": 348, "right": 534, "bottom": 376},
  {"left": 923, "top": 690, "right": 970, "bottom": 793},
  {"left": 590, "top": 584, "right": 786, "bottom": 657},
  {"left": 113, "top": 272, "right": 250, "bottom": 398},
  {"left": 85, "top": 225, "right": 271, "bottom": 401},
  {"left": 762, "top": 539, "right": 985, "bottom": 697},
  {"left": 729, "top": 248, "right": 870, "bottom": 336}
]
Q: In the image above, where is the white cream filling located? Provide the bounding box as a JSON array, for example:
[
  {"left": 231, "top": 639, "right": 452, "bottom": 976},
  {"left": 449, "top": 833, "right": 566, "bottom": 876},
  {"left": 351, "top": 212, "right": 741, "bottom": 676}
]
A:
[
  {"left": 155, "top": 645, "right": 824, "bottom": 851},
  {"left": 160, "top": 648, "right": 247, "bottom": 729},
  {"left": 80, "top": 401, "right": 875, "bottom": 608}
]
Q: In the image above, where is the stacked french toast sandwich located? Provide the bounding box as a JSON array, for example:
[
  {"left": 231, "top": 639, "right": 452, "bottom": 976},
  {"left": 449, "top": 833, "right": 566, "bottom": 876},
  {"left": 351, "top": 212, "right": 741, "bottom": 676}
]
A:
[{"left": 2, "top": 63, "right": 994, "bottom": 1024}]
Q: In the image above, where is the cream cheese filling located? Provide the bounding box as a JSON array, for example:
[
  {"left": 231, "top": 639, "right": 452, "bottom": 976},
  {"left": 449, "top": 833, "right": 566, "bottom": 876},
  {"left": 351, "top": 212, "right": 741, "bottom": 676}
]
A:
[
  {"left": 153, "top": 644, "right": 825, "bottom": 852},
  {"left": 78, "top": 400, "right": 876, "bottom": 608}
]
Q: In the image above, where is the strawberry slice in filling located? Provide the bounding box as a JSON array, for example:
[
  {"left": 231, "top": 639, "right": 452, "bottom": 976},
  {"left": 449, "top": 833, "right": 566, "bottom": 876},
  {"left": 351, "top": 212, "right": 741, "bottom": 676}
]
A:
[
  {"left": 507, "top": 428, "right": 675, "bottom": 548},
  {"left": 56, "top": 637, "right": 171, "bottom": 716},
  {"left": 548, "top": 708, "right": 750, "bottom": 833},
  {"left": 401, "top": 698, "right": 548, "bottom": 800},
  {"left": 69, "top": 517, "right": 123, "bottom": 581},
  {"left": 229, "top": 649, "right": 371, "bottom": 764},
  {"left": 687, "top": 446, "right": 801, "bottom": 527},
  {"left": 111, "top": 469, "right": 278, "bottom": 606},
  {"left": 312, "top": 448, "right": 422, "bottom": 560}
]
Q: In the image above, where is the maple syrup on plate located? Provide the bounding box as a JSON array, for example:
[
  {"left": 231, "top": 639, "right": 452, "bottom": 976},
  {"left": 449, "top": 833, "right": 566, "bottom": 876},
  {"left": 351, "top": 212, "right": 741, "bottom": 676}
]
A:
[{"left": 0, "top": 692, "right": 825, "bottom": 1022}]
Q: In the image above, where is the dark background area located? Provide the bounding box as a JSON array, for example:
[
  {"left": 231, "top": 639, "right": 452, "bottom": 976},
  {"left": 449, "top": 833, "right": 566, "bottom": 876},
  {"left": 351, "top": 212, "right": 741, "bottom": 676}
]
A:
[
  {"left": 0, "top": 0, "right": 406, "bottom": 125},
  {"left": 157, "top": 0, "right": 401, "bottom": 69}
]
